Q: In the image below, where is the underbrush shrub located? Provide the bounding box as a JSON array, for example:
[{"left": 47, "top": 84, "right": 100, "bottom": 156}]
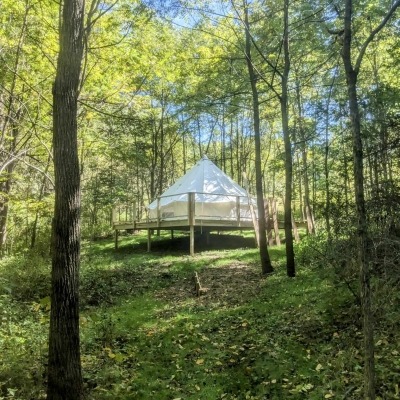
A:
[
  {"left": 295, "top": 233, "right": 361, "bottom": 308},
  {"left": 0, "top": 252, "right": 50, "bottom": 302},
  {"left": 294, "top": 233, "right": 327, "bottom": 268},
  {"left": 370, "top": 234, "right": 400, "bottom": 281},
  {"left": 80, "top": 267, "right": 144, "bottom": 307},
  {"left": 0, "top": 294, "right": 48, "bottom": 399},
  {"left": 369, "top": 234, "right": 400, "bottom": 328},
  {"left": 296, "top": 231, "right": 400, "bottom": 330},
  {"left": 295, "top": 233, "right": 357, "bottom": 279}
]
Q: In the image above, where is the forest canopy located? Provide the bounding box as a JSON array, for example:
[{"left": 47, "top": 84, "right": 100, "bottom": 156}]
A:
[
  {"left": 1, "top": 0, "right": 399, "bottom": 248},
  {"left": 0, "top": 0, "right": 399, "bottom": 399}
]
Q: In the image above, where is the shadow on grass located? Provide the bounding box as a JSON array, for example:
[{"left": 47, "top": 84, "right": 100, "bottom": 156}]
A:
[
  {"left": 146, "top": 233, "right": 257, "bottom": 252},
  {"left": 87, "top": 231, "right": 257, "bottom": 256}
]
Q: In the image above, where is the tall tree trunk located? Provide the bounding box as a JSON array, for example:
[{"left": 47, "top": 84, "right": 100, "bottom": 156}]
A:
[
  {"left": 340, "top": 116, "right": 351, "bottom": 219},
  {"left": 229, "top": 114, "right": 234, "bottom": 179},
  {"left": 340, "top": 0, "right": 400, "bottom": 393},
  {"left": 281, "top": 0, "right": 295, "bottom": 277},
  {"left": 158, "top": 90, "right": 166, "bottom": 197},
  {"left": 342, "top": 0, "right": 374, "bottom": 397},
  {"left": 182, "top": 121, "right": 187, "bottom": 174},
  {"left": 47, "top": 0, "right": 85, "bottom": 397},
  {"left": 0, "top": 5, "right": 29, "bottom": 255},
  {"left": 150, "top": 116, "right": 158, "bottom": 201},
  {"left": 236, "top": 117, "right": 241, "bottom": 185},
  {"left": 244, "top": 3, "right": 273, "bottom": 274},
  {"left": 344, "top": 70, "right": 375, "bottom": 400},
  {"left": 324, "top": 77, "right": 335, "bottom": 239},
  {"left": 294, "top": 83, "right": 315, "bottom": 235}
]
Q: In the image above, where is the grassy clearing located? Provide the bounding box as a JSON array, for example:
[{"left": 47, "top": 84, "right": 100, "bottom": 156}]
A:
[{"left": 0, "top": 231, "right": 399, "bottom": 399}]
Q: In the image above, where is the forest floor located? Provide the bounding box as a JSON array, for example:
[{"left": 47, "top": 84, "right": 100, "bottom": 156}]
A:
[{"left": 1, "top": 231, "right": 399, "bottom": 399}]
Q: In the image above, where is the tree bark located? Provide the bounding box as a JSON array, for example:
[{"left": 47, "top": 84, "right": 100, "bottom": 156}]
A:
[
  {"left": 323, "top": 77, "right": 335, "bottom": 239},
  {"left": 281, "top": 0, "right": 295, "bottom": 277},
  {"left": 0, "top": 165, "right": 13, "bottom": 254},
  {"left": 341, "top": 0, "right": 400, "bottom": 392},
  {"left": 342, "top": 0, "right": 374, "bottom": 397},
  {"left": 244, "top": 3, "right": 273, "bottom": 274},
  {"left": 294, "top": 83, "right": 315, "bottom": 235},
  {"left": 47, "top": 0, "right": 85, "bottom": 397},
  {"left": 0, "top": 5, "right": 28, "bottom": 255}
]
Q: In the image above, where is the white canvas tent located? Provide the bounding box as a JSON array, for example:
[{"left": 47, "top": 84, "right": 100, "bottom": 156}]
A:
[{"left": 147, "top": 155, "right": 256, "bottom": 223}]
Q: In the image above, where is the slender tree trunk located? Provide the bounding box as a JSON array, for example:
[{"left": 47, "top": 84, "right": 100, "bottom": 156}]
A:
[
  {"left": 271, "top": 198, "right": 281, "bottom": 245},
  {"left": 0, "top": 167, "right": 13, "bottom": 254},
  {"left": 182, "top": 126, "right": 187, "bottom": 174},
  {"left": 370, "top": 50, "right": 391, "bottom": 190},
  {"left": 341, "top": 117, "right": 351, "bottom": 218},
  {"left": 31, "top": 155, "right": 52, "bottom": 249},
  {"left": 236, "top": 117, "right": 241, "bottom": 185},
  {"left": 324, "top": 78, "right": 335, "bottom": 239},
  {"left": 0, "top": 5, "right": 28, "bottom": 255},
  {"left": 150, "top": 117, "right": 158, "bottom": 201},
  {"left": 221, "top": 105, "right": 226, "bottom": 172},
  {"left": 342, "top": 0, "right": 374, "bottom": 397},
  {"left": 345, "top": 73, "right": 375, "bottom": 400},
  {"left": 281, "top": 0, "right": 295, "bottom": 277},
  {"left": 229, "top": 114, "right": 234, "bottom": 179},
  {"left": 295, "top": 82, "right": 315, "bottom": 235},
  {"left": 158, "top": 90, "right": 165, "bottom": 197},
  {"left": 244, "top": 3, "right": 273, "bottom": 274},
  {"left": 0, "top": 108, "right": 22, "bottom": 254},
  {"left": 47, "top": 0, "right": 85, "bottom": 397}
]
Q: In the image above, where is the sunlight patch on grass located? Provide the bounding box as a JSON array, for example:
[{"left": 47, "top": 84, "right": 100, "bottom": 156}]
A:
[{"left": 6, "top": 233, "right": 399, "bottom": 400}]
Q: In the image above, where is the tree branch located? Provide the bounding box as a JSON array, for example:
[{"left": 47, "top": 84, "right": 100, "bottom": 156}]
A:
[{"left": 354, "top": 0, "right": 400, "bottom": 74}]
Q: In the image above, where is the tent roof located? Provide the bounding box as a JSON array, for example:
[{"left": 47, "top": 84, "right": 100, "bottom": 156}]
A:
[{"left": 159, "top": 155, "right": 248, "bottom": 199}]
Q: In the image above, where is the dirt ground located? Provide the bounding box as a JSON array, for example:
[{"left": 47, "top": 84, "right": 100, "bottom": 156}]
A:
[{"left": 153, "top": 238, "right": 265, "bottom": 316}]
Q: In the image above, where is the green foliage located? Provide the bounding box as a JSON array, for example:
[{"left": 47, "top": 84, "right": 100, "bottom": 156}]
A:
[
  {"left": 0, "top": 252, "right": 51, "bottom": 302},
  {"left": 0, "top": 253, "right": 51, "bottom": 397},
  {"left": 0, "top": 281, "right": 49, "bottom": 399},
  {"left": 1, "top": 233, "right": 399, "bottom": 399}
]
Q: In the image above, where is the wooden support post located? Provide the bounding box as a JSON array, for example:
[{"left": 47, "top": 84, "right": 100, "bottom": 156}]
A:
[
  {"left": 206, "top": 231, "right": 210, "bottom": 245},
  {"left": 190, "top": 225, "right": 194, "bottom": 256},
  {"left": 147, "top": 229, "right": 151, "bottom": 252},
  {"left": 188, "top": 192, "right": 195, "bottom": 256},
  {"left": 171, "top": 230, "right": 174, "bottom": 240},
  {"left": 236, "top": 196, "right": 241, "bottom": 227},
  {"left": 115, "top": 229, "right": 119, "bottom": 250}
]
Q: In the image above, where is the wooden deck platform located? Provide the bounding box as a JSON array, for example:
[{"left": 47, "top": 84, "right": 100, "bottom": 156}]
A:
[
  {"left": 113, "top": 217, "right": 255, "bottom": 255},
  {"left": 111, "top": 197, "right": 306, "bottom": 255},
  {"left": 112, "top": 193, "right": 259, "bottom": 255},
  {"left": 113, "top": 218, "right": 255, "bottom": 231}
]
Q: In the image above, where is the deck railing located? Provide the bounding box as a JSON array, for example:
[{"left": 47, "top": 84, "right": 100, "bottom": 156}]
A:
[{"left": 146, "top": 191, "right": 256, "bottom": 227}]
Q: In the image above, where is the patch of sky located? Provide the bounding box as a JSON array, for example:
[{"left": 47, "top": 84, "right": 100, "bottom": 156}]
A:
[{"left": 141, "top": 0, "right": 232, "bottom": 30}]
